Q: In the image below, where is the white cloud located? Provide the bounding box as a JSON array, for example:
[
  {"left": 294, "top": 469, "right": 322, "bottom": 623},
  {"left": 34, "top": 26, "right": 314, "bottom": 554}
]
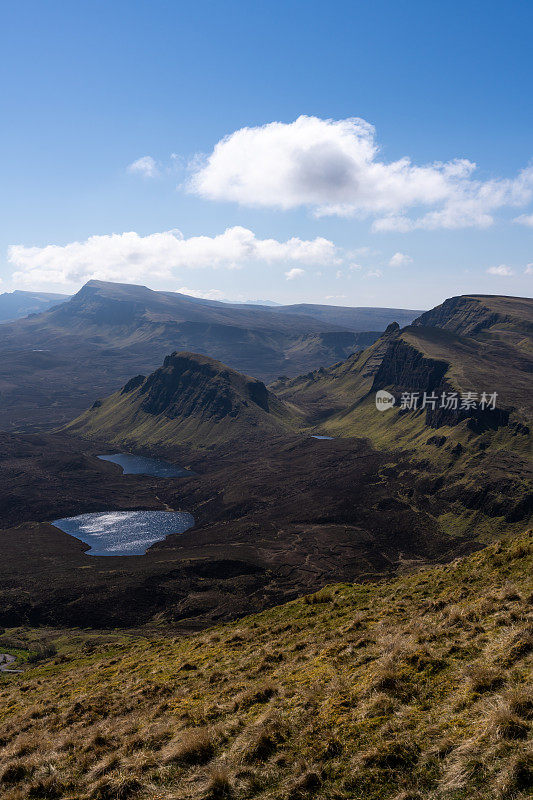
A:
[
  {"left": 389, "top": 251, "right": 413, "bottom": 267},
  {"left": 487, "top": 265, "right": 514, "bottom": 276},
  {"left": 9, "top": 227, "right": 337, "bottom": 290},
  {"left": 187, "top": 115, "right": 533, "bottom": 231},
  {"left": 349, "top": 263, "right": 362, "bottom": 271},
  {"left": 285, "top": 268, "right": 305, "bottom": 280},
  {"left": 525, "top": 264, "right": 533, "bottom": 275},
  {"left": 365, "top": 268, "right": 383, "bottom": 278},
  {"left": 127, "top": 155, "right": 159, "bottom": 177},
  {"left": 514, "top": 213, "right": 533, "bottom": 227}
]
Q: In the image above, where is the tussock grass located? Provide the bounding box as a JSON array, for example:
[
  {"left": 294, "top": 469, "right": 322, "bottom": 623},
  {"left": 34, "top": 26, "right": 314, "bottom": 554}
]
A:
[{"left": 0, "top": 531, "right": 532, "bottom": 799}]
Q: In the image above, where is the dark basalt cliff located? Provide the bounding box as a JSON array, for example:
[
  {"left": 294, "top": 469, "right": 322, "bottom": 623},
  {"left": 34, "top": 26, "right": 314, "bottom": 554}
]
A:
[
  {"left": 372, "top": 334, "right": 449, "bottom": 394},
  {"left": 65, "top": 350, "right": 293, "bottom": 449},
  {"left": 137, "top": 352, "right": 271, "bottom": 419},
  {"left": 371, "top": 333, "right": 512, "bottom": 431}
]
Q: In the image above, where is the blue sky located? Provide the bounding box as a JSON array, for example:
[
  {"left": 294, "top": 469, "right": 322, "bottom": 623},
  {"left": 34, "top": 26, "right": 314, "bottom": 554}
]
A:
[{"left": 1, "top": 0, "right": 532, "bottom": 308}]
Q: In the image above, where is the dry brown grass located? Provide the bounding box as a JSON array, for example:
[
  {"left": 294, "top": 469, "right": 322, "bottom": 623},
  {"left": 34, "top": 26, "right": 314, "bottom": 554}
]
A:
[
  {"left": 161, "top": 727, "right": 215, "bottom": 765},
  {"left": 0, "top": 530, "right": 531, "bottom": 800}
]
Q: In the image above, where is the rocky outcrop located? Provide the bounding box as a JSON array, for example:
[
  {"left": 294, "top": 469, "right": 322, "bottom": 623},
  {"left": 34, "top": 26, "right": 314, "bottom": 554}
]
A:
[
  {"left": 65, "top": 351, "right": 294, "bottom": 450},
  {"left": 372, "top": 337, "right": 449, "bottom": 394},
  {"left": 121, "top": 374, "right": 146, "bottom": 394},
  {"left": 138, "top": 352, "right": 271, "bottom": 420}
]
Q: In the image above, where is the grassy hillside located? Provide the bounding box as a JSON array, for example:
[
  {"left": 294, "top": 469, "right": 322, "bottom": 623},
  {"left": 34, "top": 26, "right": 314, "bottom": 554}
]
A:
[
  {"left": 1, "top": 531, "right": 531, "bottom": 800},
  {"left": 65, "top": 351, "right": 299, "bottom": 450},
  {"left": 272, "top": 297, "right": 533, "bottom": 542}
]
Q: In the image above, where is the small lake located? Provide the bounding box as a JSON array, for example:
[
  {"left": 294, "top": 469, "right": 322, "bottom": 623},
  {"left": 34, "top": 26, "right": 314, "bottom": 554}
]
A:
[
  {"left": 52, "top": 510, "right": 195, "bottom": 556},
  {"left": 311, "top": 435, "right": 334, "bottom": 440},
  {"left": 98, "top": 453, "right": 194, "bottom": 478}
]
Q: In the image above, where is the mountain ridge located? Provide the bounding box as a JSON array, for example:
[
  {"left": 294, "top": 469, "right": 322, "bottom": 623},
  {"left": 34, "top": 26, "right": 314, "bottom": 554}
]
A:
[
  {"left": 0, "top": 280, "right": 417, "bottom": 430},
  {"left": 0, "top": 289, "right": 70, "bottom": 323}
]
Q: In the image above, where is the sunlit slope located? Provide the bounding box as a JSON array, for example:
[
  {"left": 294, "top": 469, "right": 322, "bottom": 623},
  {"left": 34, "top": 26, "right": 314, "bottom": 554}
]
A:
[
  {"left": 1, "top": 530, "right": 531, "bottom": 800},
  {"left": 65, "top": 351, "right": 300, "bottom": 449},
  {"left": 274, "top": 294, "right": 533, "bottom": 443},
  {"left": 273, "top": 296, "right": 533, "bottom": 537}
]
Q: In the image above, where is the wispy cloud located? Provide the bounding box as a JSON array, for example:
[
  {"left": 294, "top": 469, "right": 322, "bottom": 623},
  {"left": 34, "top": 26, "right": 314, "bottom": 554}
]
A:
[
  {"left": 389, "top": 251, "right": 413, "bottom": 267},
  {"left": 127, "top": 155, "right": 160, "bottom": 177},
  {"left": 285, "top": 268, "right": 306, "bottom": 280},
  {"left": 514, "top": 213, "right": 533, "bottom": 227},
  {"left": 487, "top": 265, "right": 514, "bottom": 276},
  {"left": 176, "top": 287, "right": 230, "bottom": 301}
]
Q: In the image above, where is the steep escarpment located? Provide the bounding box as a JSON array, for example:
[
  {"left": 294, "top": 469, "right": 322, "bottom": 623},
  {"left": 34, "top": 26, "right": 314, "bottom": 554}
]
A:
[
  {"left": 273, "top": 296, "right": 533, "bottom": 537},
  {"left": 278, "top": 294, "right": 532, "bottom": 439},
  {"left": 65, "top": 351, "right": 297, "bottom": 450},
  {"left": 372, "top": 331, "right": 449, "bottom": 393},
  {"left": 413, "top": 294, "right": 533, "bottom": 339},
  {"left": 138, "top": 352, "right": 272, "bottom": 418}
]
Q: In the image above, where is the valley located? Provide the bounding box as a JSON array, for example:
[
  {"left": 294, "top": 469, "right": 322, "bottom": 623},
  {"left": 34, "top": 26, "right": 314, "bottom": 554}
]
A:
[
  {"left": 0, "top": 287, "right": 531, "bottom": 800},
  {"left": 0, "top": 281, "right": 419, "bottom": 431},
  {"left": 0, "top": 290, "right": 530, "bottom": 633}
]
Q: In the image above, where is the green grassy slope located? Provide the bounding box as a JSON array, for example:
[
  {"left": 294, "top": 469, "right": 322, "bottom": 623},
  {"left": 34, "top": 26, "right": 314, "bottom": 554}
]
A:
[
  {"left": 1, "top": 531, "right": 531, "bottom": 800},
  {"left": 64, "top": 351, "right": 300, "bottom": 450},
  {"left": 274, "top": 295, "right": 532, "bottom": 453},
  {"left": 272, "top": 296, "right": 533, "bottom": 543}
]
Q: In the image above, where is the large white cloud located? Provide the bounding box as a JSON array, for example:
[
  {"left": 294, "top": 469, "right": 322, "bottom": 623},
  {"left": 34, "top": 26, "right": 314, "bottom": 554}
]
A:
[
  {"left": 9, "top": 226, "right": 339, "bottom": 290},
  {"left": 187, "top": 116, "right": 533, "bottom": 230}
]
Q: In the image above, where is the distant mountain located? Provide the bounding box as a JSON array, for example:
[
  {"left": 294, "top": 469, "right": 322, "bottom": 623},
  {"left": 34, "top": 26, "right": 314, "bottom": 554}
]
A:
[
  {"left": 0, "top": 289, "right": 70, "bottom": 322},
  {"left": 267, "top": 302, "right": 424, "bottom": 331},
  {"left": 229, "top": 298, "right": 282, "bottom": 306},
  {"left": 0, "top": 280, "right": 405, "bottom": 430},
  {"left": 65, "top": 351, "right": 296, "bottom": 449}
]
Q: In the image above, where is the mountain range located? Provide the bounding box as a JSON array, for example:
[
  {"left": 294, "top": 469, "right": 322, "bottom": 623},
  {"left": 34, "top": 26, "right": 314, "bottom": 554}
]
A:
[
  {"left": 0, "top": 289, "right": 70, "bottom": 322},
  {"left": 0, "top": 280, "right": 422, "bottom": 430},
  {"left": 1, "top": 290, "right": 530, "bottom": 632},
  {"left": 70, "top": 293, "right": 533, "bottom": 459}
]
